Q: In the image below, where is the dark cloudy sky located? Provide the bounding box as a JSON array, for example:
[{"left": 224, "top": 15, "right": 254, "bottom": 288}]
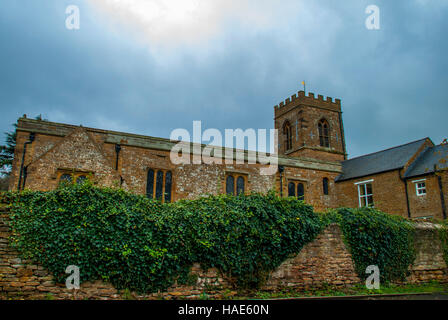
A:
[{"left": 1, "top": 0, "right": 447, "bottom": 158}]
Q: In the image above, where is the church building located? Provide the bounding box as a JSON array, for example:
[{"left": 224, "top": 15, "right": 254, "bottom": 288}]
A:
[{"left": 9, "top": 89, "right": 448, "bottom": 219}]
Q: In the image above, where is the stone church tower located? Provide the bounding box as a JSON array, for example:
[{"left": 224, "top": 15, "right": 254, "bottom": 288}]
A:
[{"left": 274, "top": 90, "right": 347, "bottom": 162}]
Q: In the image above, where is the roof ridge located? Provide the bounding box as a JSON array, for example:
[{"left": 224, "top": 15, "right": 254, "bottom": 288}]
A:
[{"left": 345, "top": 138, "right": 429, "bottom": 162}]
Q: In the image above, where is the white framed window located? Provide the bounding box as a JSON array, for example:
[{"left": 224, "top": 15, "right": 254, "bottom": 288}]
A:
[
  {"left": 414, "top": 179, "right": 427, "bottom": 196},
  {"left": 357, "top": 182, "right": 374, "bottom": 208}
]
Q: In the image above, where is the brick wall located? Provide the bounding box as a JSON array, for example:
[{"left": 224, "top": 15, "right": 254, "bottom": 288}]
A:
[
  {"left": 335, "top": 170, "right": 409, "bottom": 217},
  {"left": 407, "top": 175, "right": 444, "bottom": 220},
  {"left": 1, "top": 205, "right": 447, "bottom": 300},
  {"left": 442, "top": 170, "right": 448, "bottom": 219},
  {"left": 336, "top": 170, "right": 447, "bottom": 220}
]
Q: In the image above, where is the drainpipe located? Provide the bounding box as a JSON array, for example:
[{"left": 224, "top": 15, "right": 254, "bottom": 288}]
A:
[
  {"left": 399, "top": 171, "right": 411, "bottom": 218},
  {"left": 22, "top": 166, "right": 28, "bottom": 190},
  {"left": 17, "top": 132, "right": 35, "bottom": 191},
  {"left": 115, "top": 144, "right": 121, "bottom": 170},
  {"left": 278, "top": 165, "right": 284, "bottom": 197},
  {"left": 435, "top": 164, "right": 447, "bottom": 220}
]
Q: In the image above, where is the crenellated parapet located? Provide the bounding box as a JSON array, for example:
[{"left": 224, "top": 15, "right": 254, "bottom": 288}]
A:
[{"left": 274, "top": 90, "right": 341, "bottom": 118}]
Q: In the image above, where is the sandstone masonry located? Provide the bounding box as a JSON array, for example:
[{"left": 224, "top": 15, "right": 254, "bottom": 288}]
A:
[{"left": 1, "top": 204, "right": 447, "bottom": 300}]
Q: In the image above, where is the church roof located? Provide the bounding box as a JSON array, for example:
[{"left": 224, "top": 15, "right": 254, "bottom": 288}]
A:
[
  {"left": 403, "top": 143, "right": 448, "bottom": 178},
  {"left": 16, "top": 117, "right": 343, "bottom": 173},
  {"left": 336, "top": 138, "right": 429, "bottom": 182}
]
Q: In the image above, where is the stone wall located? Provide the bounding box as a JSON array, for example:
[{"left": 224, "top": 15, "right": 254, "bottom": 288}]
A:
[
  {"left": 10, "top": 118, "right": 341, "bottom": 211},
  {"left": 1, "top": 206, "right": 447, "bottom": 300},
  {"left": 406, "top": 222, "right": 448, "bottom": 283},
  {"left": 282, "top": 167, "right": 339, "bottom": 212},
  {"left": 262, "top": 224, "right": 360, "bottom": 290}
]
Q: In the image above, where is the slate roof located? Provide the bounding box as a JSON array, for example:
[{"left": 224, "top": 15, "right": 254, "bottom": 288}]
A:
[
  {"left": 336, "top": 138, "right": 429, "bottom": 182},
  {"left": 403, "top": 143, "right": 448, "bottom": 178}
]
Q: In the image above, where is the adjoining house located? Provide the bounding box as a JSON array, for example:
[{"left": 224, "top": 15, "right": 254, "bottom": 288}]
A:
[
  {"left": 336, "top": 139, "right": 448, "bottom": 220},
  {"left": 8, "top": 89, "right": 448, "bottom": 219}
]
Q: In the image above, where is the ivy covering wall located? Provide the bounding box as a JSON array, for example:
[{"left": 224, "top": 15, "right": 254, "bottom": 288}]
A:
[
  {"left": 6, "top": 183, "right": 418, "bottom": 293},
  {"left": 322, "top": 208, "right": 416, "bottom": 283}
]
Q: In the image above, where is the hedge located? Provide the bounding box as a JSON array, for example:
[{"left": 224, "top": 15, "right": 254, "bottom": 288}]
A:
[
  {"left": 6, "top": 183, "right": 418, "bottom": 293},
  {"left": 7, "top": 183, "right": 322, "bottom": 292}
]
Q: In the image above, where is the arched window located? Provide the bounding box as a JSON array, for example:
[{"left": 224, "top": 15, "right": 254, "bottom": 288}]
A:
[
  {"left": 164, "top": 171, "right": 172, "bottom": 203},
  {"left": 318, "top": 119, "right": 330, "bottom": 148},
  {"left": 147, "top": 169, "right": 173, "bottom": 203},
  {"left": 57, "top": 171, "right": 93, "bottom": 188},
  {"left": 283, "top": 121, "right": 292, "bottom": 151},
  {"left": 297, "top": 183, "right": 305, "bottom": 200},
  {"left": 323, "top": 178, "right": 329, "bottom": 195},
  {"left": 287, "top": 181, "right": 306, "bottom": 200},
  {"left": 236, "top": 176, "right": 245, "bottom": 195},
  {"left": 226, "top": 173, "right": 247, "bottom": 196},
  {"left": 288, "top": 182, "right": 296, "bottom": 197},
  {"left": 226, "top": 175, "right": 235, "bottom": 195},
  {"left": 155, "top": 170, "right": 164, "bottom": 200},
  {"left": 146, "top": 169, "right": 155, "bottom": 198},
  {"left": 59, "top": 174, "right": 72, "bottom": 185},
  {"left": 76, "top": 175, "right": 87, "bottom": 184}
]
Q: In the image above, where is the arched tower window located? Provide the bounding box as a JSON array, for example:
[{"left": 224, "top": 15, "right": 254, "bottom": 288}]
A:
[
  {"left": 283, "top": 121, "right": 292, "bottom": 151},
  {"left": 318, "top": 119, "right": 330, "bottom": 148}
]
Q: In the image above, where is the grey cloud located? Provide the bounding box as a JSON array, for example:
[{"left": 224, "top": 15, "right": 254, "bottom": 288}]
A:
[{"left": 0, "top": 0, "right": 447, "bottom": 158}]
